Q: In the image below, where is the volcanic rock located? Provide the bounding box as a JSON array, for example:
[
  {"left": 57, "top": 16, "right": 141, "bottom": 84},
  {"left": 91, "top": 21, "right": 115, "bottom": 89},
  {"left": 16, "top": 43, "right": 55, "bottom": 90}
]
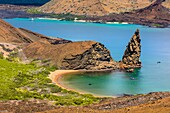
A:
[
  {"left": 23, "top": 40, "right": 117, "bottom": 70},
  {"left": 122, "top": 29, "right": 141, "bottom": 68}
]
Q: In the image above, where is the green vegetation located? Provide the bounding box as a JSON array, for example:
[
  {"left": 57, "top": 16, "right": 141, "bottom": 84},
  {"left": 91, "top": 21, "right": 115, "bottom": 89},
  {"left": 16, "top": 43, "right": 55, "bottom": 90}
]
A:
[
  {"left": 0, "top": 52, "right": 3, "bottom": 59},
  {"left": 152, "top": 23, "right": 163, "bottom": 28},
  {"left": 27, "top": 8, "right": 42, "bottom": 14},
  {"left": 0, "top": 59, "right": 100, "bottom": 105},
  {"left": 27, "top": 8, "right": 87, "bottom": 21}
]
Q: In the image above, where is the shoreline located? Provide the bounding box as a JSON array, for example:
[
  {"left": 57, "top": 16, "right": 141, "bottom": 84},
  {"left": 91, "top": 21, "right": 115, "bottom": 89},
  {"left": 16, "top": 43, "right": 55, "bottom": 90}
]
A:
[
  {"left": 37, "top": 17, "right": 130, "bottom": 25},
  {"left": 0, "top": 4, "right": 169, "bottom": 28},
  {"left": 49, "top": 70, "right": 117, "bottom": 98},
  {"left": 5, "top": 17, "right": 169, "bottom": 28}
]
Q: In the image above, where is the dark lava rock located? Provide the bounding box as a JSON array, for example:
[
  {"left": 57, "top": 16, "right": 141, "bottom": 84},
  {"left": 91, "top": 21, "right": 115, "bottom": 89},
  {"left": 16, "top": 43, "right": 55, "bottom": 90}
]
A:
[{"left": 122, "top": 29, "right": 142, "bottom": 68}]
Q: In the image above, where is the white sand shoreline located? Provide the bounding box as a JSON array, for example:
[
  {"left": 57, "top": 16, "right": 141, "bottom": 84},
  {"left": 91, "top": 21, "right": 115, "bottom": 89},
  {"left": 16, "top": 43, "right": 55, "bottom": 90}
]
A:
[
  {"left": 49, "top": 70, "right": 116, "bottom": 98},
  {"left": 33, "top": 17, "right": 129, "bottom": 25}
]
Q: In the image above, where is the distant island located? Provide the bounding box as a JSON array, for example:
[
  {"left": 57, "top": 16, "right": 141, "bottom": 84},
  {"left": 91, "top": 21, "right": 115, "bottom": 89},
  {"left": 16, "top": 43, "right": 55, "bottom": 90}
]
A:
[{"left": 0, "top": 0, "right": 169, "bottom": 27}]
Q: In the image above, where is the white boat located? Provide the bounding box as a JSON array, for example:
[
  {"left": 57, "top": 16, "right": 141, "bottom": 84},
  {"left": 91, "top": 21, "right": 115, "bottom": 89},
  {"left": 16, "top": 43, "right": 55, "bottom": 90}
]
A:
[{"left": 31, "top": 18, "right": 34, "bottom": 21}]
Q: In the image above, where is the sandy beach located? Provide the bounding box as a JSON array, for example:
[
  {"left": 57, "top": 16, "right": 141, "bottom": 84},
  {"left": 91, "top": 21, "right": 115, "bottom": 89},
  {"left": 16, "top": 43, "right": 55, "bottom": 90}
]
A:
[
  {"left": 49, "top": 70, "right": 116, "bottom": 97},
  {"left": 49, "top": 70, "right": 87, "bottom": 94},
  {"left": 49, "top": 70, "right": 82, "bottom": 83}
]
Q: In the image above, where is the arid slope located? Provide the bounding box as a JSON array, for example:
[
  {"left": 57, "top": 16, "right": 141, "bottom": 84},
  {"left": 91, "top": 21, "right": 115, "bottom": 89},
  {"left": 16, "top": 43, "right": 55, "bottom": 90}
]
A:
[
  {"left": 0, "top": 19, "right": 71, "bottom": 44},
  {"left": 23, "top": 40, "right": 117, "bottom": 70},
  {"left": 0, "top": 19, "right": 33, "bottom": 43},
  {"left": 39, "top": 0, "right": 156, "bottom": 16}
]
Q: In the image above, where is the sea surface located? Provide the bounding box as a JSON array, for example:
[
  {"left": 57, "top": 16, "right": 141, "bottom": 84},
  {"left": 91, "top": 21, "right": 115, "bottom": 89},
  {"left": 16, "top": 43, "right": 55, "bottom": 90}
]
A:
[{"left": 4, "top": 18, "right": 170, "bottom": 96}]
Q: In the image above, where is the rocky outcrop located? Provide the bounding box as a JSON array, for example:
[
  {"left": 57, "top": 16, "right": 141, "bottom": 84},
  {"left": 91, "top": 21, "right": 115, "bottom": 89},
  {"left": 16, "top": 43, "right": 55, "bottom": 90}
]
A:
[
  {"left": 23, "top": 41, "right": 117, "bottom": 70},
  {"left": 62, "top": 42, "right": 117, "bottom": 70},
  {"left": 122, "top": 29, "right": 141, "bottom": 68}
]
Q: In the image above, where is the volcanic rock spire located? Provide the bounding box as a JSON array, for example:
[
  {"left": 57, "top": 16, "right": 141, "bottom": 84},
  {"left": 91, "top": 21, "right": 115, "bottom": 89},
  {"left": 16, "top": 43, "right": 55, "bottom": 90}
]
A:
[{"left": 122, "top": 29, "right": 141, "bottom": 68}]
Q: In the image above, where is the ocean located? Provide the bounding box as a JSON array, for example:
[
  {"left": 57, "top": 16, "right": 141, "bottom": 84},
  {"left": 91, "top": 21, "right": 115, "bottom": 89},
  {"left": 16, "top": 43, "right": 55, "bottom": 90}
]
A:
[{"left": 4, "top": 18, "right": 170, "bottom": 96}]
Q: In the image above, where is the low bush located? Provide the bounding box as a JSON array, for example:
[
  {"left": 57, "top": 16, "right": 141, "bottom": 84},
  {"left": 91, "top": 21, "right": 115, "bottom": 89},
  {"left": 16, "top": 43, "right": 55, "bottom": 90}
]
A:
[{"left": 0, "top": 59, "right": 100, "bottom": 105}]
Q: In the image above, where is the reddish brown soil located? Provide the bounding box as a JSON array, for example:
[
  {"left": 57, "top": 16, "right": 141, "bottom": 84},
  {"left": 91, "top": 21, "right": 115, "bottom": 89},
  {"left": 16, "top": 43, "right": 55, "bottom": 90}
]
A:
[{"left": 0, "top": 92, "right": 170, "bottom": 113}]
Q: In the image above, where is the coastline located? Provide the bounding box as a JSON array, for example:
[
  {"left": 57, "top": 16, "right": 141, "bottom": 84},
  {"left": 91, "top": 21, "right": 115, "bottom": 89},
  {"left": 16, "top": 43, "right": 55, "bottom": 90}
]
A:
[
  {"left": 49, "top": 70, "right": 116, "bottom": 98},
  {"left": 0, "top": 4, "right": 169, "bottom": 28},
  {"left": 35, "top": 17, "right": 130, "bottom": 25}
]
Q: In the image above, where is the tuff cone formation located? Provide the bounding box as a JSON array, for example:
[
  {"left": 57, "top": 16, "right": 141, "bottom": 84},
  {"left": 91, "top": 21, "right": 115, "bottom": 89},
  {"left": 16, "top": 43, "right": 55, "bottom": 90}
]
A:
[
  {"left": 23, "top": 41, "right": 117, "bottom": 70},
  {"left": 122, "top": 29, "right": 141, "bottom": 68}
]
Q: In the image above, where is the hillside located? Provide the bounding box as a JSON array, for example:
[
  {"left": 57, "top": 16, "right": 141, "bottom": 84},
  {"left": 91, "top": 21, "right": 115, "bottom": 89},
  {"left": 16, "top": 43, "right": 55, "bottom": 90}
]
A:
[
  {"left": 23, "top": 40, "right": 117, "bottom": 70},
  {"left": 85, "top": 0, "right": 170, "bottom": 27},
  {"left": 0, "top": 19, "right": 70, "bottom": 44},
  {"left": 1, "top": 91, "right": 170, "bottom": 113},
  {"left": 0, "top": 19, "right": 33, "bottom": 43},
  {"left": 39, "top": 0, "right": 156, "bottom": 16}
]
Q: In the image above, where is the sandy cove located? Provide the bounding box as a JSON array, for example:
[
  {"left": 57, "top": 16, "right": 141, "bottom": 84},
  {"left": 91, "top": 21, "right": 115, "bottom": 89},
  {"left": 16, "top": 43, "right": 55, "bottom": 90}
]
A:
[
  {"left": 49, "top": 69, "right": 116, "bottom": 97},
  {"left": 49, "top": 70, "right": 89, "bottom": 95}
]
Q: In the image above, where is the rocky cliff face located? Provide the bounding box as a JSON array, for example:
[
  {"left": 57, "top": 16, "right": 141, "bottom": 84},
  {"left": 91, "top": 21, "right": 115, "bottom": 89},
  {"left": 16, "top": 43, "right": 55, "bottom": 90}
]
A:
[
  {"left": 62, "top": 42, "right": 117, "bottom": 70},
  {"left": 122, "top": 29, "right": 141, "bottom": 68},
  {"left": 23, "top": 41, "right": 117, "bottom": 70}
]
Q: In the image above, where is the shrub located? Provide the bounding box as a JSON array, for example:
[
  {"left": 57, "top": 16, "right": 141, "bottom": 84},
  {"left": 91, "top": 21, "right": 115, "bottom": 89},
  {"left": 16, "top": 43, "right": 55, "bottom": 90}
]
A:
[{"left": 27, "top": 8, "right": 42, "bottom": 14}]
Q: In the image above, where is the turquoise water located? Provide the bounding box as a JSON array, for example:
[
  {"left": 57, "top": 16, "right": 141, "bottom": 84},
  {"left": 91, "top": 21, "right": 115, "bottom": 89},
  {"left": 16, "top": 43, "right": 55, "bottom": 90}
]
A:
[{"left": 4, "top": 18, "right": 170, "bottom": 96}]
